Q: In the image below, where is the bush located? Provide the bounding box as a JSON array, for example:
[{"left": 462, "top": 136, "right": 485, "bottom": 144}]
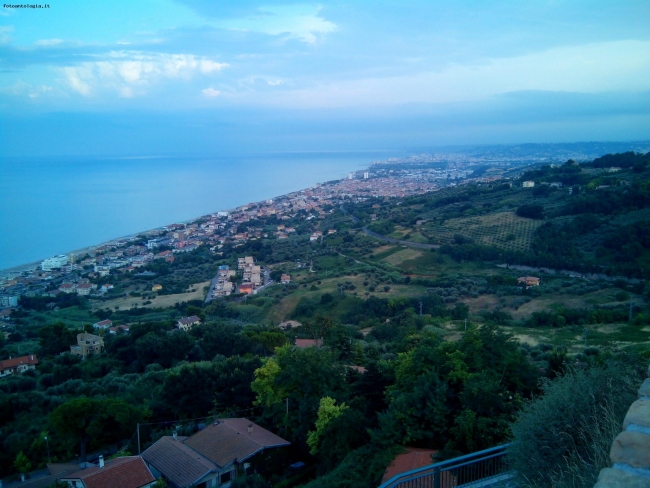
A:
[{"left": 509, "top": 360, "right": 643, "bottom": 487}]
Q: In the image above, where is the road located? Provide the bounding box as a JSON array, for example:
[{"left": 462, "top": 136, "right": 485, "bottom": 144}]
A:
[{"left": 340, "top": 205, "right": 440, "bottom": 250}]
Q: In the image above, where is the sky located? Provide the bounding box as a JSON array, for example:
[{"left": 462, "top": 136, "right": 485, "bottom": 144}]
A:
[{"left": 1, "top": 0, "right": 650, "bottom": 156}]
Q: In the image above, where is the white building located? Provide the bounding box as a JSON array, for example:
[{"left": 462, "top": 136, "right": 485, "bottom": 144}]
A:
[
  {"left": 41, "top": 254, "right": 69, "bottom": 271},
  {"left": 522, "top": 181, "right": 535, "bottom": 188}
]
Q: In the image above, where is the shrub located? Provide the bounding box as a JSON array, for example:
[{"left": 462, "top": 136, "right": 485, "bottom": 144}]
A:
[{"left": 509, "top": 360, "right": 644, "bottom": 487}]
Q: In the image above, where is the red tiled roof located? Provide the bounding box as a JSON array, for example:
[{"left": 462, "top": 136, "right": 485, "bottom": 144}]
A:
[
  {"left": 64, "top": 457, "right": 155, "bottom": 488},
  {"left": 382, "top": 448, "right": 437, "bottom": 483},
  {"left": 295, "top": 339, "right": 322, "bottom": 349},
  {"left": 0, "top": 354, "right": 38, "bottom": 370},
  {"left": 94, "top": 319, "right": 112, "bottom": 327}
]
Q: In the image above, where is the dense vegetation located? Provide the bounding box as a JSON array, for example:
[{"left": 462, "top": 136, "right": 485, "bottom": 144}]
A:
[{"left": 2, "top": 151, "right": 650, "bottom": 486}]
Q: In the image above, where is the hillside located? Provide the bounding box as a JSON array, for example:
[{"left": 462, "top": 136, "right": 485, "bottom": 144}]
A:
[{"left": 1, "top": 151, "right": 649, "bottom": 487}]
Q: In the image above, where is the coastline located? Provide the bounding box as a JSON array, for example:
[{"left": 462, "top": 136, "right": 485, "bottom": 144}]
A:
[{"left": 0, "top": 169, "right": 360, "bottom": 277}]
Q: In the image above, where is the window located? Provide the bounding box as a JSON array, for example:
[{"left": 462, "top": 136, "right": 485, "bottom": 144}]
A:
[{"left": 220, "top": 470, "right": 232, "bottom": 484}]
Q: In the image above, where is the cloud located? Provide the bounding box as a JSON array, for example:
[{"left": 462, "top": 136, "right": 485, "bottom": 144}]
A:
[
  {"left": 223, "top": 5, "right": 337, "bottom": 44},
  {"left": 0, "top": 25, "right": 13, "bottom": 44},
  {"left": 34, "top": 39, "right": 64, "bottom": 47},
  {"left": 201, "top": 87, "right": 221, "bottom": 97},
  {"left": 1, "top": 80, "right": 53, "bottom": 98},
  {"left": 58, "top": 51, "right": 228, "bottom": 97}
]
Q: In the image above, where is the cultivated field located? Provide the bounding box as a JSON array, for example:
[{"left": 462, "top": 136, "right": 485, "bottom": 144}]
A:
[{"left": 421, "top": 211, "right": 544, "bottom": 251}]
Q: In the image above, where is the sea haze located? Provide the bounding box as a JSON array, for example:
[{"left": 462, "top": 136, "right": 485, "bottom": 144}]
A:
[{"left": 0, "top": 152, "right": 385, "bottom": 271}]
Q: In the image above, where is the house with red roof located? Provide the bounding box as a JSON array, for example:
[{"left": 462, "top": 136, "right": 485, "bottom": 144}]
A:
[
  {"left": 93, "top": 319, "right": 113, "bottom": 330},
  {"left": 61, "top": 455, "right": 156, "bottom": 488},
  {"left": 295, "top": 338, "right": 323, "bottom": 349},
  {"left": 0, "top": 354, "right": 38, "bottom": 377},
  {"left": 382, "top": 447, "right": 438, "bottom": 485}
]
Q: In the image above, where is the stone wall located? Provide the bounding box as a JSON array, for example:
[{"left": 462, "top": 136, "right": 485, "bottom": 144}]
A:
[{"left": 594, "top": 377, "right": 650, "bottom": 487}]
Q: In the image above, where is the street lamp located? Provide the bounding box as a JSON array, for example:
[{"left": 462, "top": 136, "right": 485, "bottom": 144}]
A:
[{"left": 44, "top": 435, "right": 51, "bottom": 464}]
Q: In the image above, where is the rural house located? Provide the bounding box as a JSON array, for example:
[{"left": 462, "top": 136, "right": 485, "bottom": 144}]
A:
[
  {"left": 60, "top": 455, "right": 156, "bottom": 488},
  {"left": 0, "top": 354, "right": 38, "bottom": 377},
  {"left": 142, "top": 418, "right": 290, "bottom": 488},
  {"left": 70, "top": 332, "right": 104, "bottom": 358},
  {"left": 176, "top": 315, "right": 201, "bottom": 331}
]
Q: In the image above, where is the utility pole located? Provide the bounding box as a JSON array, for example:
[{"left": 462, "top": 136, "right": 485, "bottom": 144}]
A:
[
  {"left": 44, "top": 435, "right": 51, "bottom": 464},
  {"left": 286, "top": 398, "right": 289, "bottom": 418},
  {"left": 583, "top": 328, "right": 588, "bottom": 348},
  {"left": 137, "top": 423, "right": 141, "bottom": 455},
  {"left": 419, "top": 301, "right": 423, "bottom": 316}
]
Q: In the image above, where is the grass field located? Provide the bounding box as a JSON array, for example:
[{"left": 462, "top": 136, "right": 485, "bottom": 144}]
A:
[{"left": 91, "top": 281, "right": 210, "bottom": 310}]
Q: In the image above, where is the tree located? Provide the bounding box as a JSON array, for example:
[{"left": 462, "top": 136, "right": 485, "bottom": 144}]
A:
[
  {"left": 307, "top": 397, "right": 348, "bottom": 454},
  {"left": 516, "top": 204, "right": 544, "bottom": 219},
  {"left": 14, "top": 450, "right": 31, "bottom": 477},
  {"left": 49, "top": 397, "right": 145, "bottom": 461}
]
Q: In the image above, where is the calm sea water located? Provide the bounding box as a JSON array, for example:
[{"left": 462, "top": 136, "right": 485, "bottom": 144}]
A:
[{"left": 0, "top": 151, "right": 391, "bottom": 271}]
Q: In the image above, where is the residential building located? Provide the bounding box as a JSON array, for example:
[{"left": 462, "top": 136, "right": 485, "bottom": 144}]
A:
[
  {"left": 176, "top": 315, "right": 201, "bottom": 331},
  {"left": 108, "top": 325, "right": 130, "bottom": 334},
  {"left": 522, "top": 180, "right": 535, "bottom": 188},
  {"left": 70, "top": 333, "right": 104, "bottom": 358},
  {"left": 382, "top": 448, "right": 437, "bottom": 485},
  {"left": 61, "top": 455, "right": 156, "bottom": 488},
  {"left": 76, "top": 283, "right": 93, "bottom": 296},
  {"left": 142, "top": 418, "right": 290, "bottom": 488},
  {"left": 41, "top": 254, "right": 70, "bottom": 271},
  {"left": 280, "top": 274, "right": 291, "bottom": 284},
  {"left": 239, "top": 283, "right": 254, "bottom": 295},
  {"left": 0, "top": 294, "right": 18, "bottom": 307},
  {"left": 59, "top": 283, "right": 77, "bottom": 294},
  {"left": 518, "top": 276, "right": 541, "bottom": 288},
  {"left": 0, "top": 354, "right": 38, "bottom": 377},
  {"left": 93, "top": 319, "right": 113, "bottom": 329},
  {"left": 152, "top": 284, "right": 163, "bottom": 292}
]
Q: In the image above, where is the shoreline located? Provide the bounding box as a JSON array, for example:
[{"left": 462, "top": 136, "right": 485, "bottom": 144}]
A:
[{"left": 0, "top": 171, "right": 360, "bottom": 277}]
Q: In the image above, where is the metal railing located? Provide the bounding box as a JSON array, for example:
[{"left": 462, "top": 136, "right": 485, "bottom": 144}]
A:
[{"left": 379, "top": 444, "right": 512, "bottom": 488}]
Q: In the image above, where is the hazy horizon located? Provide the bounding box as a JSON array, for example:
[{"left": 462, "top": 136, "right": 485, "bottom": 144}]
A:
[{"left": 1, "top": 1, "right": 649, "bottom": 157}]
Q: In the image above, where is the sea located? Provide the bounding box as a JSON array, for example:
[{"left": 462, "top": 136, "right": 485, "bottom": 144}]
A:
[{"left": 0, "top": 151, "right": 395, "bottom": 272}]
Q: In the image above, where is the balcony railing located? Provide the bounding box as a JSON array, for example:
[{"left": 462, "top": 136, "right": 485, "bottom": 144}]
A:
[{"left": 379, "top": 444, "right": 513, "bottom": 488}]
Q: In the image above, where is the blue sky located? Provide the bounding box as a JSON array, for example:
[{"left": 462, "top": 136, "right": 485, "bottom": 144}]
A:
[{"left": 1, "top": 0, "right": 650, "bottom": 156}]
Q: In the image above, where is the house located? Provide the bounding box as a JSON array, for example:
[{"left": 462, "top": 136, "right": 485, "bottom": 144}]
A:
[
  {"left": 152, "top": 284, "right": 163, "bottom": 292},
  {"left": 278, "top": 320, "right": 301, "bottom": 330},
  {"left": 280, "top": 274, "right": 291, "bottom": 284},
  {"left": 0, "top": 354, "right": 38, "bottom": 377},
  {"left": 76, "top": 283, "right": 93, "bottom": 296},
  {"left": 381, "top": 448, "right": 438, "bottom": 485},
  {"left": 518, "top": 276, "right": 541, "bottom": 288},
  {"left": 109, "top": 324, "right": 130, "bottom": 334},
  {"left": 93, "top": 319, "right": 113, "bottom": 330},
  {"left": 142, "top": 418, "right": 290, "bottom": 488},
  {"left": 100, "top": 284, "right": 114, "bottom": 293},
  {"left": 59, "top": 283, "right": 77, "bottom": 294},
  {"left": 295, "top": 338, "right": 323, "bottom": 349},
  {"left": 239, "top": 283, "right": 254, "bottom": 295},
  {"left": 61, "top": 455, "right": 156, "bottom": 488},
  {"left": 70, "top": 333, "right": 104, "bottom": 358},
  {"left": 176, "top": 315, "right": 201, "bottom": 331},
  {"left": 522, "top": 180, "right": 535, "bottom": 188}
]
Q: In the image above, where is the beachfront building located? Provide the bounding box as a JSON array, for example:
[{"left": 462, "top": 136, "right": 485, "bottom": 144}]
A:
[{"left": 41, "top": 254, "right": 70, "bottom": 271}]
